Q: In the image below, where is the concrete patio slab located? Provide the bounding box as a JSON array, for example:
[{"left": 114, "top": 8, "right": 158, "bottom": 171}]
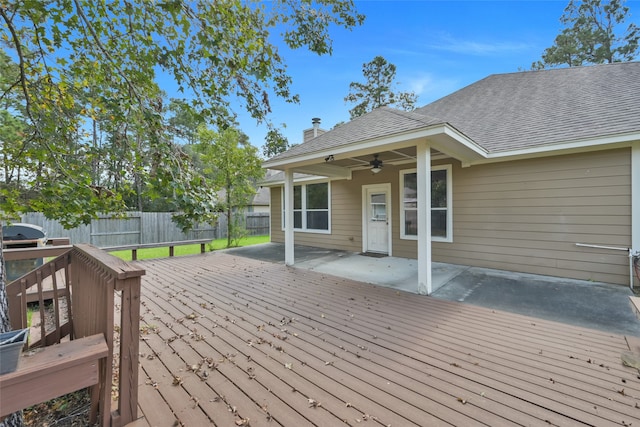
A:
[{"left": 222, "top": 243, "right": 640, "bottom": 336}]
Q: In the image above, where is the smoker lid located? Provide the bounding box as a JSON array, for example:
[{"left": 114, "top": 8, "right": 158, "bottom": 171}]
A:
[{"left": 2, "top": 223, "right": 46, "bottom": 241}]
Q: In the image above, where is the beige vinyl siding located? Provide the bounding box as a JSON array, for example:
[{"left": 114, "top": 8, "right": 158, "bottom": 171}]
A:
[
  {"left": 270, "top": 187, "right": 282, "bottom": 242},
  {"left": 443, "top": 148, "right": 631, "bottom": 285},
  {"left": 270, "top": 147, "right": 631, "bottom": 285}
]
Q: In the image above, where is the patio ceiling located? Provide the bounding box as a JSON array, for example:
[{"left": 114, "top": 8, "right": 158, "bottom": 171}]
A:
[{"left": 269, "top": 146, "right": 455, "bottom": 181}]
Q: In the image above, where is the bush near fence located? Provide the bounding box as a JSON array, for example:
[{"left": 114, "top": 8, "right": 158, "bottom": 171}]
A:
[{"left": 19, "top": 212, "right": 270, "bottom": 247}]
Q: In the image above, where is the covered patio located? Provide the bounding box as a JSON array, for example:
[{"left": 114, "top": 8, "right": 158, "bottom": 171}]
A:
[{"left": 133, "top": 251, "right": 640, "bottom": 426}]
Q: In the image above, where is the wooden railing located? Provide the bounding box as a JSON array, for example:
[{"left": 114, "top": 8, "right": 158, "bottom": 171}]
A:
[{"left": 4, "top": 244, "right": 145, "bottom": 426}]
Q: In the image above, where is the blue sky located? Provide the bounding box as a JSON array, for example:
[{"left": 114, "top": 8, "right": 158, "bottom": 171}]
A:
[{"left": 237, "top": 0, "right": 639, "bottom": 151}]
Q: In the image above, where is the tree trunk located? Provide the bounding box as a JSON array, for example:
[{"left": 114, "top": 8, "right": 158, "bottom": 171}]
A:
[
  {"left": 0, "top": 223, "right": 24, "bottom": 426},
  {"left": 0, "top": 223, "right": 9, "bottom": 333},
  {"left": 226, "top": 182, "right": 232, "bottom": 248},
  {"left": 226, "top": 206, "right": 232, "bottom": 248}
]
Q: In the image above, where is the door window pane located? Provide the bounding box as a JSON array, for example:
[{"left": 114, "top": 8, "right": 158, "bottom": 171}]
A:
[{"left": 371, "top": 193, "right": 387, "bottom": 220}]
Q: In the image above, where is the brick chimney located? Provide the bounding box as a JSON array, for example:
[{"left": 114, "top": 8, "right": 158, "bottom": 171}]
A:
[{"left": 303, "top": 117, "right": 326, "bottom": 142}]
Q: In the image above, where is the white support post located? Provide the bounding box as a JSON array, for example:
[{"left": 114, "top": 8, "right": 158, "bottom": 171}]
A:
[
  {"left": 632, "top": 143, "right": 640, "bottom": 287},
  {"left": 284, "top": 169, "right": 295, "bottom": 266},
  {"left": 416, "top": 142, "right": 432, "bottom": 295}
]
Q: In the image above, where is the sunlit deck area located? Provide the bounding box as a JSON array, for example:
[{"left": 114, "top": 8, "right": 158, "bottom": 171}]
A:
[{"left": 132, "top": 251, "right": 640, "bottom": 426}]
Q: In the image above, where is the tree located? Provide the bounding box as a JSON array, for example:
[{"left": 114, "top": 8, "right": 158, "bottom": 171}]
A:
[
  {"left": 533, "top": 0, "right": 639, "bottom": 69},
  {"left": 168, "top": 99, "right": 205, "bottom": 146},
  {"left": 0, "top": 50, "right": 31, "bottom": 215},
  {"left": 262, "top": 126, "right": 290, "bottom": 158},
  {"left": 0, "top": 1, "right": 363, "bottom": 424},
  {"left": 344, "top": 56, "right": 417, "bottom": 119},
  {"left": 195, "top": 127, "right": 264, "bottom": 248}
]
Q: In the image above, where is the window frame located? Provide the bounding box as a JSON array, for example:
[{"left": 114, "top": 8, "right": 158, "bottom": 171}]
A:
[
  {"left": 281, "top": 181, "right": 331, "bottom": 234},
  {"left": 399, "top": 164, "right": 453, "bottom": 242}
]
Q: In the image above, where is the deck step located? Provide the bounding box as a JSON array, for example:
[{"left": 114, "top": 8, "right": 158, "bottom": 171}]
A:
[{"left": 0, "top": 334, "right": 108, "bottom": 418}]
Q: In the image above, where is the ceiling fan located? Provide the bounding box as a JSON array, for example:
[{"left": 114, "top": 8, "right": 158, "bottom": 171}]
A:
[{"left": 369, "top": 154, "right": 383, "bottom": 174}]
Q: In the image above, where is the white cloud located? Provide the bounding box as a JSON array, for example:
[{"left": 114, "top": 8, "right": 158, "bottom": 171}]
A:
[
  {"left": 400, "top": 72, "right": 462, "bottom": 105},
  {"left": 429, "top": 33, "right": 532, "bottom": 56}
]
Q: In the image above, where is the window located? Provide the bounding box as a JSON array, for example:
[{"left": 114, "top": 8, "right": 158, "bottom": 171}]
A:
[
  {"left": 400, "top": 165, "right": 452, "bottom": 242},
  {"left": 282, "top": 182, "right": 330, "bottom": 232}
]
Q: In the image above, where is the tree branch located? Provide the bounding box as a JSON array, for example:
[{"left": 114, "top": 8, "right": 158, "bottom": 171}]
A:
[
  {"left": 0, "top": 6, "right": 38, "bottom": 135},
  {"left": 72, "top": 0, "right": 144, "bottom": 104}
]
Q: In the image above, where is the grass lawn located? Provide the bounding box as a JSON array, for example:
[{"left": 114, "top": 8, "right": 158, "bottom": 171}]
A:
[{"left": 109, "top": 235, "right": 269, "bottom": 261}]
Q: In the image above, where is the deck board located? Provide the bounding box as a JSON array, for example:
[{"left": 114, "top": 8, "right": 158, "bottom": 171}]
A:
[{"left": 132, "top": 253, "right": 640, "bottom": 426}]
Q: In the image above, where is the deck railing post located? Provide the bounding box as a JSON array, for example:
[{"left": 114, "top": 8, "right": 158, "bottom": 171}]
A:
[{"left": 115, "top": 277, "right": 141, "bottom": 425}]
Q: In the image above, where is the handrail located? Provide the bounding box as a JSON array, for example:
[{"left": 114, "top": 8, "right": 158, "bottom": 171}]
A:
[
  {"left": 3, "top": 245, "right": 73, "bottom": 261},
  {"left": 5, "top": 244, "right": 145, "bottom": 426}
]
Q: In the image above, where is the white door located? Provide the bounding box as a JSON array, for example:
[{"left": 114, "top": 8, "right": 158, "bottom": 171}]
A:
[{"left": 363, "top": 185, "right": 390, "bottom": 254}]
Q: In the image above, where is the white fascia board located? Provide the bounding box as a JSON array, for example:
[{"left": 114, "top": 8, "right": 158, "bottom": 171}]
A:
[
  {"left": 263, "top": 124, "right": 487, "bottom": 170},
  {"left": 263, "top": 174, "right": 340, "bottom": 187},
  {"left": 464, "top": 133, "right": 640, "bottom": 167},
  {"left": 292, "top": 163, "right": 352, "bottom": 180}
]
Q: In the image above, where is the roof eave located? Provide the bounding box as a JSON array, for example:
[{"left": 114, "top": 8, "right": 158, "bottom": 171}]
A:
[
  {"left": 462, "top": 132, "right": 640, "bottom": 167},
  {"left": 262, "top": 124, "right": 488, "bottom": 171}
]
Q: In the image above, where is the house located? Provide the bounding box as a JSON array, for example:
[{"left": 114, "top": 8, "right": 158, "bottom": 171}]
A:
[
  {"left": 215, "top": 184, "right": 270, "bottom": 214},
  {"left": 262, "top": 62, "right": 640, "bottom": 294},
  {"left": 250, "top": 186, "right": 271, "bottom": 214}
]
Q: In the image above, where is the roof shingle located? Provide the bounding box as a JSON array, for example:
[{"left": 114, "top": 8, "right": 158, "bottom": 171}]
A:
[
  {"left": 266, "top": 62, "right": 640, "bottom": 163},
  {"left": 416, "top": 61, "right": 640, "bottom": 152}
]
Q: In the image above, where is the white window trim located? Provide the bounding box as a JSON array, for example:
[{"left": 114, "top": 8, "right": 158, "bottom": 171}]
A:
[
  {"left": 399, "top": 164, "right": 453, "bottom": 243},
  {"left": 281, "top": 182, "right": 332, "bottom": 234}
]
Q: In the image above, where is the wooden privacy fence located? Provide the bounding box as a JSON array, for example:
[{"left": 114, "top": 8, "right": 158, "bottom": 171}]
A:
[
  {"left": 2, "top": 244, "right": 145, "bottom": 426},
  {"left": 20, "top": 211, "right": 270, "bottom": 246}
]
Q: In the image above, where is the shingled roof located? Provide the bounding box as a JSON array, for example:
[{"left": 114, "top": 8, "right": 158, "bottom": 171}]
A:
[
  {"left": 268, "top": 107, "right": 447, "bottom": 162},
  {"left": 265, "top": 62, "right": 640, "bottom": 165},
  {"left": 416, "top": 61, "right": 640, "bottom": 152}
]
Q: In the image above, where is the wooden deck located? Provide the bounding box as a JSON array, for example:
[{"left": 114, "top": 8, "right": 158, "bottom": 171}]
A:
[{"left": 132, "top": 252, "right": 640, "bottom": 426}]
